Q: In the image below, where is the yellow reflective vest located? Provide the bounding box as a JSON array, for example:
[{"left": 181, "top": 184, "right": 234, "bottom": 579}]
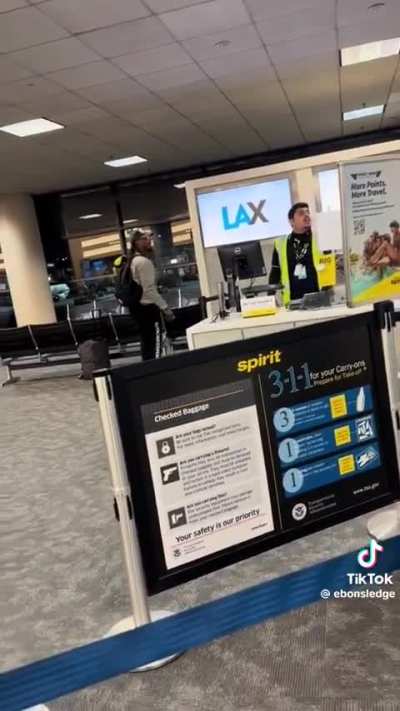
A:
[{"left": 274, "top": 235, "right": 325, "bottom": 306}]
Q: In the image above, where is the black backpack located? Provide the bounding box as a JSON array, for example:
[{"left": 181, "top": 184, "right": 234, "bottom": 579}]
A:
[{"left": 115, "top": 256, "right": 143, "bottom": 308}]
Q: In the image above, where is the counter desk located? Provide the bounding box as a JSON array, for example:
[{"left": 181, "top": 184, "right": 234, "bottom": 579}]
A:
[{"left": 186, "top": 304, "right": 373, "bottom": 351}]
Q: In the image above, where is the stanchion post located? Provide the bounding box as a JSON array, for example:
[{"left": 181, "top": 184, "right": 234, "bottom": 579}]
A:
[
  {"left": 94, "top": 371, "right": 151, "bottom": 628},
  {"left": 94, "top": 370, "right": 181, "bottom": 670},
  {"left": 368, "top": 302, "right": 400, "bottom": 540}
]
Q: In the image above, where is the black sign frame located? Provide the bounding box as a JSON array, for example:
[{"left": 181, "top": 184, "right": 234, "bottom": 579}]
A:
[{"left": 108, "top": 309, "right": 400, "bottom": 594}]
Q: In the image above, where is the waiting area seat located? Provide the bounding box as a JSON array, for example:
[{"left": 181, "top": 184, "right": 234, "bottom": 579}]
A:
[{"left": 0, "top": 306, "right": 201, "bottom": 385}]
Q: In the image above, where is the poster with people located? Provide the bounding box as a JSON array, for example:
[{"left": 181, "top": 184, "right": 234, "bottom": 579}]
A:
[{"left": 340, "top": 158, "right": 400, "bottom": 305}]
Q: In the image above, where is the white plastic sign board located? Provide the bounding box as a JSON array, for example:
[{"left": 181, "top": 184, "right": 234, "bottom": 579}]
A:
[{"left": 142, "top": 381, "right": 274, "bottom": 569}]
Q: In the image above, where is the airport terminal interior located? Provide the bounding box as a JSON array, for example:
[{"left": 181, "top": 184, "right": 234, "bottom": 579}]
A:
[{"left": 2, "top": 1, "right": 400, "bottom": 710}]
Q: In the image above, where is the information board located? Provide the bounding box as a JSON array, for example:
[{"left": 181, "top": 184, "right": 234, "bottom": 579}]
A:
[{"left": 110, "top": 310, "right": 400, "bottom": 593}]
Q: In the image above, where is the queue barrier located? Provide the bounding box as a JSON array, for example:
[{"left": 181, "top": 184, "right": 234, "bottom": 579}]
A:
[{"left": 2, "top": 534, "right": 400, "bottom": 711}]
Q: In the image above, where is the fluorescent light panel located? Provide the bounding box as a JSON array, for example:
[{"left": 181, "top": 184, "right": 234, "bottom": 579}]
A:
[
  {"left": 341, "top": 37, "right": 400, "bottom": 66},
  {"left": 79, "top": 213, "right": 102, "bottom": 220},
  {"left": 343, "top": 105, "right": 385, "bottom": 121},
  {"left": 104, "top": 155, "right": 147, "bottom": 167},
  {"left": 123, "top": 218, "right": 139, "bottom": 224},
  {"left": 174, "top": 183, "right": 186, "bottom": 189},
  {"left": 0, "top": 117, "right": 64, "bottom": 137}
]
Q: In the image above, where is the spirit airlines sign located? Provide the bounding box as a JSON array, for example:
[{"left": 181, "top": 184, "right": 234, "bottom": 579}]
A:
[{"left": 197, "top": 177, "right": 292, "bottom": 248}]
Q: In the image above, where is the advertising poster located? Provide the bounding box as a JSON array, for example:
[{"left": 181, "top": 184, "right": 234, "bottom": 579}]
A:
[
  {"left": 141, "top": 380, "right": 274, "bottom": 569},
  {"left": 341, "top": 158, "right": 400, "bottom": 305}
]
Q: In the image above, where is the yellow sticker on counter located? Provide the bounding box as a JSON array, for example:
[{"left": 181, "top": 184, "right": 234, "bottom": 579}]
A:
[
  {"left": 338, "top": 454, "right": 355, "bottom": 476},
  {"left": 334, "top": 425, "right": 351, "bottom": 447},
  {"left": 330, "top": 394, "right": 348, "bottom": 419}
]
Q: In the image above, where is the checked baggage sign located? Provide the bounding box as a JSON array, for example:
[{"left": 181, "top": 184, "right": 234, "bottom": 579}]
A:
[{"left": 96, "top": 303, "right": 400, "bottom": 594}]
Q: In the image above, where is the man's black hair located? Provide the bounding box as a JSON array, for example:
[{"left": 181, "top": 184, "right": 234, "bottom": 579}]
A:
[
  {"left": 288, "top": 202, "right": 309, "bottom": 221},
  {"left": 390, "top": 220, "right": 400, "bottom": 229}
]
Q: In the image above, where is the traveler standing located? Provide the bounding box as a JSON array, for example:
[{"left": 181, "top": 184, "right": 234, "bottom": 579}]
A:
[{"left": 129, "top": 230, "right": 175, "bottom": 361}]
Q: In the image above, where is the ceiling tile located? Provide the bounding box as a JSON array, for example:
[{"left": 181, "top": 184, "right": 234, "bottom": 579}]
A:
[
  {"left": 0, "top": 56, "right": 34, "bottom": 83},
  {"left": 337, "top": 0, "right": 399, "bottom": 28},
  {"left": 155, "top": 77, "right": 221, "bottom": 102},
  {"left": 39, "top": 0, "right": 150, "bottom": 33},
  {"left": 182, "top": 24, "right": 261, "bottom": 60},
  {"left": 137, "top": 63, "right": 206, "bottom": 91},
  {"left": 0, "top": 76, "right": 62, "bottom": 104},
  {"left": 0, "top": 6, "right": 67, "bottom": 52},
  {"left": 257, "top": 5, "right": 335, "bottom": 44},
  {"left": 108, "top": 92, "right": 164, "bottom": 115},
  {"left": 283, "top": 70, "right": 340, "bottom": 108},
  {"left": 145, "top": 0, "right": 204, "bottom": 10},
  {"left": 44, "top": 106, "right": 111, "bottom": 126},
  {"left": 0, "top": 105, "right": 33, "bottom": 124},
  {"left": 159, "top": 0, "right": 251, "bottom": 40},
  {"left": 199, "top": 48, "right": 273, "bottom": 78},
  {"left": 20, "top": 90, "right": 90, "bottom": 115},
  {"left": 48, "top": 61, "right": 126, "bottom": 90},
  {"left": 268, "top": 30, "right": 337, "bottom": 64},
  {"left": 78, "top": 17, "right": 173, "bottom": 58},
  {"left": 244, "top": 0, "right": 326, "bottom": 22},
  {"left": 213, "top": 69, "right": 280, "bottom": 95},
  {"left": 113, "top": 43, "right": 192, "bottom": 76},
  {"left": 341, "top": 56, "right": 397, "bottom": 111},
  {"left": 343, "top": 115, "right": 382, "bottom": 135},
  {"left": 129, "top": 105, "right": 187, "bottom": 128},
  {"left": 9, "top": 38, "right": 101, "bottom": 74},
  {"left": 75, "top": 77, "right": 152, "bottom": 104},
  {"left": 274, "top": 52, "right": 338, "bottom": 80},
  {"left": 0, "top": 0, "right": 27, "bottom": 11},
  {"left": 338, "top": 11, "right": 400, "bottom": 48}
]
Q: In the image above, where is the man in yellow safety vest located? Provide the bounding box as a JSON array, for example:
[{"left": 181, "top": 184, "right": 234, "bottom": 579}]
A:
[{"left": 269, "top": 202, "right": 324, "bottom": 305}]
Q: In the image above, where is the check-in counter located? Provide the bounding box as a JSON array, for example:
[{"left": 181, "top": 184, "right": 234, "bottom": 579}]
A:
[{"left": 186, "top": 304, "right": 372, "bottom": 351}]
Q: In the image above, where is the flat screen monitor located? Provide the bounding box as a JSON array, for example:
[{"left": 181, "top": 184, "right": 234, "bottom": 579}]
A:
[
  {"left": 196, "top": 177, "right": 292, "bottom": 248},
  {"left": 218, "top": 241, "right": 266, "bottom": 280}
]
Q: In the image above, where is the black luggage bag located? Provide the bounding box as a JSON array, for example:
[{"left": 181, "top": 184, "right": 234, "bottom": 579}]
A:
[{"left": 78, "top": 339, "right": 110, "bottom": 380}]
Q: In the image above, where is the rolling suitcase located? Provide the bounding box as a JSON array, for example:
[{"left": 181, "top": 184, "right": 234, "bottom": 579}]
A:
[{"left": 78, "top": 339, "right": 110, "bottom": 380}]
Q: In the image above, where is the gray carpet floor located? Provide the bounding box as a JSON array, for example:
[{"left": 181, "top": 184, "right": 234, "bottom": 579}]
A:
[{"left": 1, "top": 363, "right": 400, "bottom": 711}]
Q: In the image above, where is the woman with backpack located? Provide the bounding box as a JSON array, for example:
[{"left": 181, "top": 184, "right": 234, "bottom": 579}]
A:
[{"left": 116, "top": 230, "right": 175, "bottom": 361}]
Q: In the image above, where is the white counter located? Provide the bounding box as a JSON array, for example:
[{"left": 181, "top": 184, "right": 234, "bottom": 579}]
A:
[{"left": 186, "top": 304, "right": 372, "bottom": 350}]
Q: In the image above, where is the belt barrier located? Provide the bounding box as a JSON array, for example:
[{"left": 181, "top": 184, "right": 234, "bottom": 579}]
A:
[{"left": 2, "top": 535, "right": 400, "bottom": 711}]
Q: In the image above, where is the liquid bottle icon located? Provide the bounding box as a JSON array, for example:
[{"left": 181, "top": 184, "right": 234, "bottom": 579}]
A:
[{"left": 356, "top": 387, "right": 366, "bottom": 413}]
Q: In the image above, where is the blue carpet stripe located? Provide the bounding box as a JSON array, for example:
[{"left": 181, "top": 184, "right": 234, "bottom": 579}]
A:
[{"left": 1, "top": 535, "right": 399, "bottom": 711}]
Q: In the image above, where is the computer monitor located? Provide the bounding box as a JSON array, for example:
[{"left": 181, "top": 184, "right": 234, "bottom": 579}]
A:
[{"left": 218, "top": 241, "right": 266, "bottom": 280}]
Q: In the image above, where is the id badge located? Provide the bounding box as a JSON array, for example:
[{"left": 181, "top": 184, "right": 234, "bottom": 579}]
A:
[{"left": 294, "top": 263, "right": 307, "bottom": 280}]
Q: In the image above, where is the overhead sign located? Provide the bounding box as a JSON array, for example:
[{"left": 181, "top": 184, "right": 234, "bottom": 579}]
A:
[
  {"left": 109, "top": 309, "right": 399, "bottom": 593},
  {"left": 341, "top": 158, "right": 400, "bottom": 305},
  {"left": 196, "top": 178, "right": 292, "bottom": 248}
]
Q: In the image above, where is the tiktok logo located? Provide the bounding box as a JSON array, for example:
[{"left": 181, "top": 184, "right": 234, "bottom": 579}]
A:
[{"left": 357, "top": 538, "right": 384, "bottom": 569}]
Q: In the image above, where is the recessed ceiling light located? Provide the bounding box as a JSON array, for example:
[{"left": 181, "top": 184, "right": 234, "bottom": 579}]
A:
[
  {"left": 123, "top": 218, "right": 139, "bottom": 224},
  {"left": 79, "top": 213, "right": 102, "bottom": 220},
  {"left": 174, "top": 183, "right": 186, "bottom": 189},
  {"left": 0, "top": 117, "right": 64, "bottom": 137},
  {"left": 340, "top": 37, "right": 400, "bottom": 66},
  {"left": 104, "top": 155, "right": 147, "bottom": 168},
  {"left": 343, "top": 105, "right": 385, "bottom": 120}
]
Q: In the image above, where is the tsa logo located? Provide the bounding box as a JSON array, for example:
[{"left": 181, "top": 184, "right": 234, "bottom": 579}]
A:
[{"left": 222, "top": 200, "right": 269, "bottom": 230}]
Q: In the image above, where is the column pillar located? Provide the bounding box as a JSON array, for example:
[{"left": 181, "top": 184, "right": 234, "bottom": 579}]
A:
[{"left": 0, "top": 194, "right": 56, "bottom": 326}]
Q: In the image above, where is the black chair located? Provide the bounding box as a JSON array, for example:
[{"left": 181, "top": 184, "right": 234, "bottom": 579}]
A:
[
  {"left": 30, "top": 322, "right": 76, "bottom": 355},
  {"left": 167, "top": 304, "right": 202, "bottom": 339},
  {"left": 111, "top": 314, "right": 140, "bottom": 346},
  {"left": 0, "top": 325, "right": 37, "bottom": 359}
]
